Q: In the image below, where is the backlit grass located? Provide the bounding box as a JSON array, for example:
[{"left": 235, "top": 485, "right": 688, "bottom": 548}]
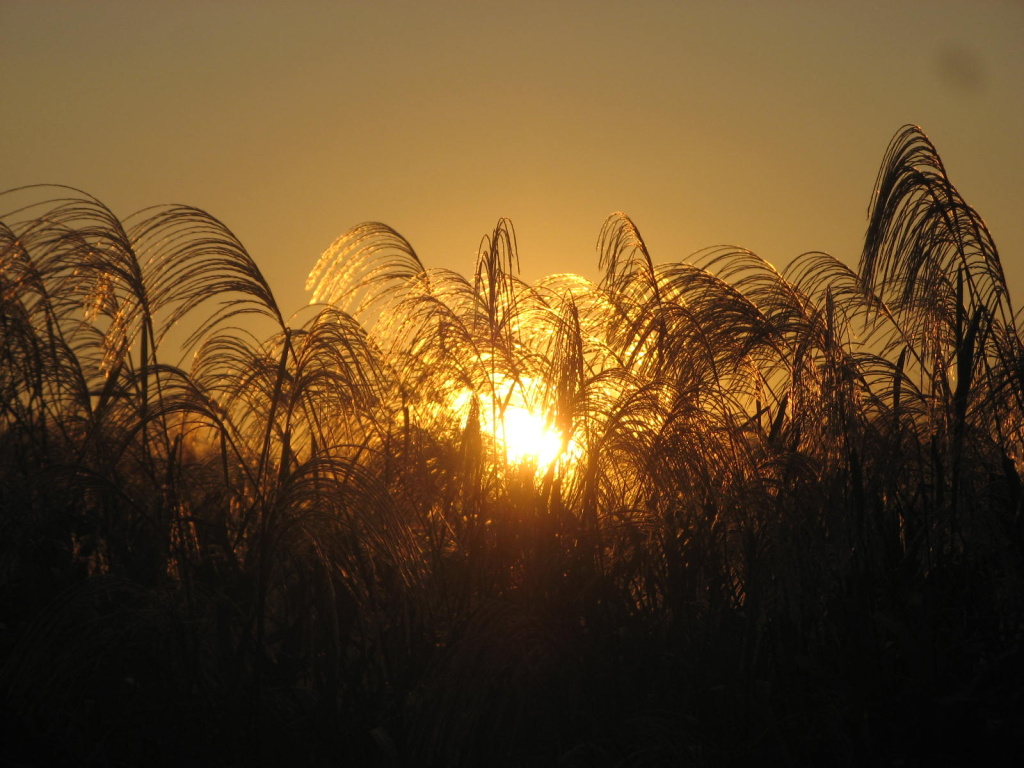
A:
[{"left": 1, "top": 126, "right": 1022, "bottom": 765}]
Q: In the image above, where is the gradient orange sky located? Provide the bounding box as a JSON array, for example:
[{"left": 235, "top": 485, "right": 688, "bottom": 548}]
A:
[{"left": 3, "top": 0, "right": 1022, "bottom": 319}]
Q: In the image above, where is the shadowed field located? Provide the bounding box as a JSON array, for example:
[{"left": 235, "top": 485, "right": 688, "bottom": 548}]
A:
[{"left": 1, "top": 126, "right": 1022, "bottom": 765}]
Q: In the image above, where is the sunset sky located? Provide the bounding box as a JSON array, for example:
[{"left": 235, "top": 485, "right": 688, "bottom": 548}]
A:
[{"left": 3, "top": 0, "right": 1022, "bottom": 319}]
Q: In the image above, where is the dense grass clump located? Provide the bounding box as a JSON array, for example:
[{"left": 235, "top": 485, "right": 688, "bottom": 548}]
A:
[{"left": 2, "top": 125, "right": 1022, "bottom": 765}]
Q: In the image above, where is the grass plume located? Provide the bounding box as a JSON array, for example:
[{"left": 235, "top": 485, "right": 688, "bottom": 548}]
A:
[{"left": 2, "top": 127, "right": 1022, "bottom": 765}]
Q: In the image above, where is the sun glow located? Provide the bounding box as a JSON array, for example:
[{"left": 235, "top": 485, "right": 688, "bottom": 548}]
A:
[
  {"left": 452, "top": 375, "right": 574, "bottom": 470},
  {"left": 495, "top": 403, "right": 564, "bottom": 466}
]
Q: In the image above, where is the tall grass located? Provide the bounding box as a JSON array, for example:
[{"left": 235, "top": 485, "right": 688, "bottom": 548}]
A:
[{"left": 1, "top": 126, "right": 1022, "bottom": 765}]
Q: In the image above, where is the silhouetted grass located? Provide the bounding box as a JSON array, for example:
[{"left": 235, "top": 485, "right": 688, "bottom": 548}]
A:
[{"left": 1, "top": 126, "right": 1022, "bottom": 765}]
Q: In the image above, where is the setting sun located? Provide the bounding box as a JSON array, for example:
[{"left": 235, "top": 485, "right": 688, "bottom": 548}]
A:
[
  {"left": 495, "top": 403, "right": 564, "bottom": 467},
  {"left": 451, "top": 375, "right": 573, "bottom": 470}
]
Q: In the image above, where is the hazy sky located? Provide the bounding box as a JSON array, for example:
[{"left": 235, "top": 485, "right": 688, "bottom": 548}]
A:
[{"left": 3, "top": 0, "right": 1022, "bottom": 320}]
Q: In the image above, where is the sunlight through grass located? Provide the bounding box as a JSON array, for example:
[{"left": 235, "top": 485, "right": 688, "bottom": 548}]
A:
[{"left": 2, "top": 126, "right": 1022, "bottom": 766}]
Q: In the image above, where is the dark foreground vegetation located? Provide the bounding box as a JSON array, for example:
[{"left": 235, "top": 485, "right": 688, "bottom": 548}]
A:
[{"left": 2, "top": 126, "right": 1022, "bottom": 766}]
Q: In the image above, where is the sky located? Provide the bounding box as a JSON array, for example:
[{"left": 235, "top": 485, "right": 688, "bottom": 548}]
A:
[{"left": 2, "top": 0, "right": 1022, "bottom": 324}]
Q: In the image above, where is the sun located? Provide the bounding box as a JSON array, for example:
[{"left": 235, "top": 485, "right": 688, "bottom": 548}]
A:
[
  {"left": 495, "top": 403, "right": 564, "bottom": 467},
  {"left": 451, "top": 375, "right": 574, "bottom": 471}
]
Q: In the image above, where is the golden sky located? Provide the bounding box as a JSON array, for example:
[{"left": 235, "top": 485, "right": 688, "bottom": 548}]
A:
[{"left": 3, "top": 0, "right": 1022, "bottom": 317}]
